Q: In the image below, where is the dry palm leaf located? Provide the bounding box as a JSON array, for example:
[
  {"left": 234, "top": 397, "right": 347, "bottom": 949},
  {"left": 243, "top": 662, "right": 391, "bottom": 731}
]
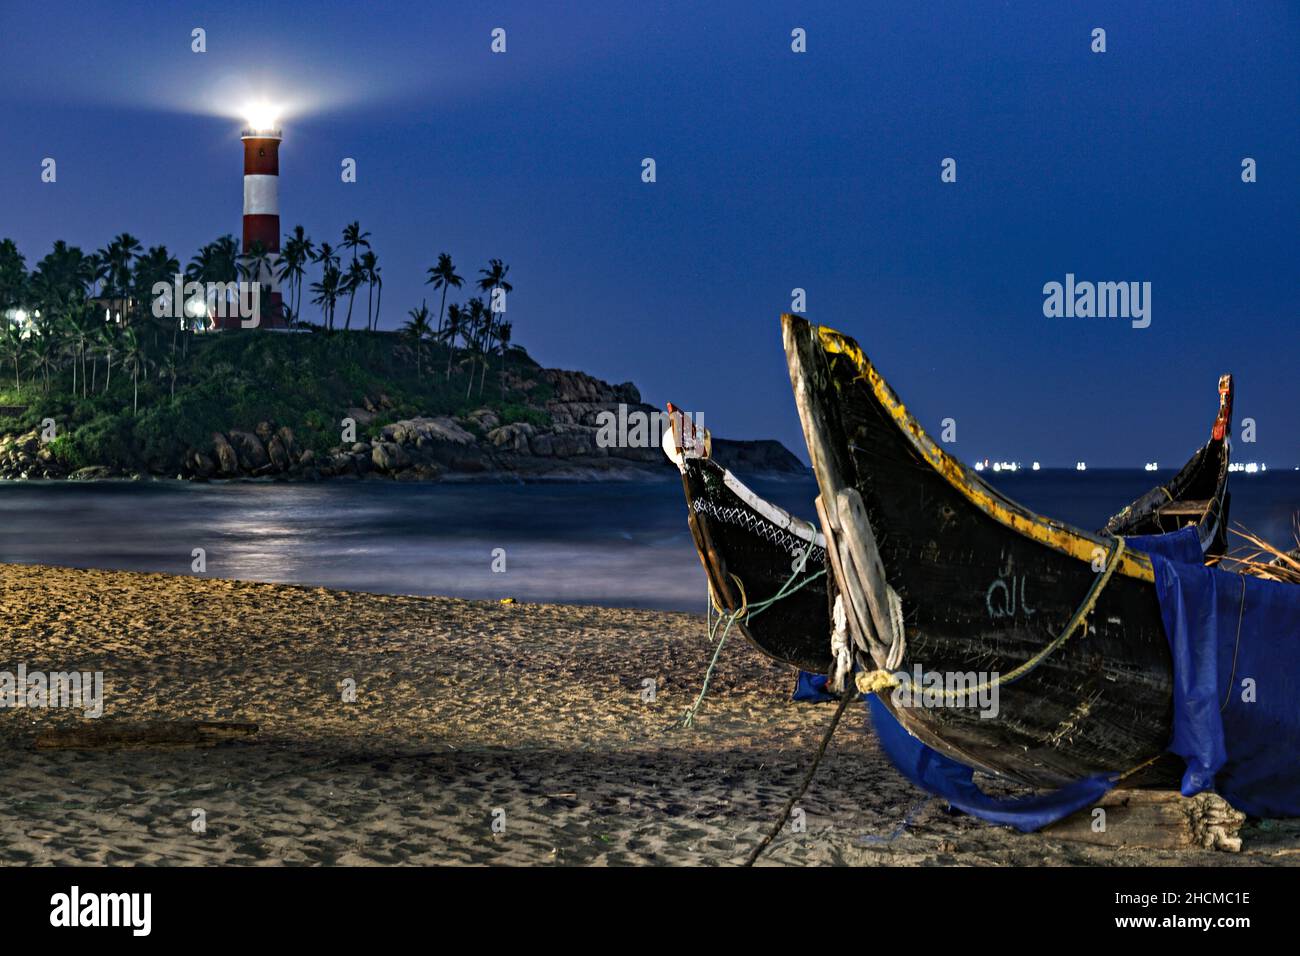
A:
[{"left": 1228, "top": 517, "right": 1300, "bottom": 585}]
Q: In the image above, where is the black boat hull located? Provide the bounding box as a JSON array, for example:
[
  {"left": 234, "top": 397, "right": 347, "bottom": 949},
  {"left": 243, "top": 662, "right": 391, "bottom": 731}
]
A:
[
  {"left": 678, "top": 457, "right": 833, "bottom": 673},
  {"left": 784, "top": 315, "right": 1182, "bottom": 788},
  {"left": 671, "top": 380, "right": 1231, "bottom": 696}
]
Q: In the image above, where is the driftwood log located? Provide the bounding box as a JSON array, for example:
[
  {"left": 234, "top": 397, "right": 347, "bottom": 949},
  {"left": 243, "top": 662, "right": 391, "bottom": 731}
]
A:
[
  {"left": 34, "top": 720, "right": 259, "bottom": 751},
  {"left": 1044, "top": 788, "right": 1246, "bottom": 852}
]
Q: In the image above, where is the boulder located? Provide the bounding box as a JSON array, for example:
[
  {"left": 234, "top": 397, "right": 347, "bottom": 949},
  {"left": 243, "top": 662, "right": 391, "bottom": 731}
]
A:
[
  {"left": 372, "top": 441, "right": 411, "bottom": 472},
  {"left": 228, "top": 430, "right": 269, "bottom": 472},
  {"left": 467, "top": 407, "right": 500, "bottom": 431},
  {"left": 275, "top": 426, "right": 298, "bottom": 460},
  {"left": 486, "top": 422, "right": 535, "bottom": 453},
  {"left": 267, "top": 436, "right": 290, "bottom": 471},
  {"left": 549, "top": 423, "right": 602, "bottom": 458},
  {"left": 426, "top": 417, "right": 476, "bottom": 445},
  {"left": 211, "top": 433, "right": 240, "bottom": 476},
  {"left": 70, "top": 465, "right": 114, "bottom": 481}
]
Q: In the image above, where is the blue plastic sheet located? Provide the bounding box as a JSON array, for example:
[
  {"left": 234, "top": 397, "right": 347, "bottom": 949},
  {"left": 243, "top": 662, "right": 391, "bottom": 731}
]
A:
[
  {"left": 860, "top": 525, "right": 1300, "bottom": 827},
  {"left": 1139, "top": 535, "right": 1300, "bottom": 817},
  {"left": 792, "top": 670, "right": 838, "bottom": 702},
  {"left": 867, "top": 695, "right": 1116, "bottom": 831}
]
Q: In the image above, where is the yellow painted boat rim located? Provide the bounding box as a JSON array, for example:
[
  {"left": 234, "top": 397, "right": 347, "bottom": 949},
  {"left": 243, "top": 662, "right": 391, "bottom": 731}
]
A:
[{"left": 785, "top": 314, "right": 1155, "bottom": 584}]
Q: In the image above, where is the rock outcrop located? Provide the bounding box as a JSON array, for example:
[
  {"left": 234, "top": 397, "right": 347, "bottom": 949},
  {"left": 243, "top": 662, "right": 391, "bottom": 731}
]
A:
[{"left": 0, "top": 368, "right": 807, "bottom": 482}]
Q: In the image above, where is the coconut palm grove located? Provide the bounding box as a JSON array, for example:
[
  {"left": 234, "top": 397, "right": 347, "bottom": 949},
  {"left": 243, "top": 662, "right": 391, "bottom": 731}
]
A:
[{"left": 0, "top": 228, "right": 530, "bottom": 477}]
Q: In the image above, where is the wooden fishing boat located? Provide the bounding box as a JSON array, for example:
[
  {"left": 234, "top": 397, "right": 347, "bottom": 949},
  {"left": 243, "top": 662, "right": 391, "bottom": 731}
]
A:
[
  {"left": 665, "top": 375, "right": 1234, "bottom": 686},
  {"left": 1102, "top": 374, "right": 1233, "bottom": 555},
  {"left": 663, "top": 406, "right": 832, "bottom": 672},
  {"left": 782, "top": 314, "right": 1195, "bottom": 787}
]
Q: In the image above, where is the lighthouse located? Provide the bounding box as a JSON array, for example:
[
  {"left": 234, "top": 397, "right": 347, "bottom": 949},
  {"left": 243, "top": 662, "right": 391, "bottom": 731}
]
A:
[{"left": 231, "top": 105, "right": 286, "bottom": 329}]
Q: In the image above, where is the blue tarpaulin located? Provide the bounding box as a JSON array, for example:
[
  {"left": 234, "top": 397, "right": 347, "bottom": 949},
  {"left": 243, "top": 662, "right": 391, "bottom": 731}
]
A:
[
  {"left": 866, "top": 694, "right": 1116, "bottom": 831},
  {"left": 1141, "top": 532, "right": 1300, "bottom": 817},
  {"left": 792, "top": 670, "right": 838, "bottom": 702},
  {"left": 850, "top": 525, "right": 1300, "bottom": 829}
]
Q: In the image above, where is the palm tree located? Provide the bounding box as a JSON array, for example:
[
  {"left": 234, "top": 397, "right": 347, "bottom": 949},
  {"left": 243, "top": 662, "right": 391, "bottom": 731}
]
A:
[
  {"left": 120, "top": 327, "right": 148, "bottom": 414},
  {"left": 495, "top": 319, "right": 513, "bottom": 399},
  {"left": 311, "top": 243, "right": 340, "bottom": 330},
  {"left": 339, "top": 222, "right": 370, "bottom": 331},
  {"left": 100, "top": 233, "right": 142, "bottom": 324},
  {"left": 30, "top": 241, "right": 95, "bottom": 318},
  {"left": 238, "top": 241, "right": 274, "bottom": 327},
  {"left": 0, "top": 324, "right": 25, "bottom": 390},
  {"left": 133, "top": 245, "right": 179, "bottom": 354},
  {"left": 425, "top": 253, "right": 463, "bottom": 339},
  {"left": 476, "top": 260, "right": 512, "bottom": 397},
  {"left": 402, "top": 301, "right": 433, "bottom": 378},
  {"left": 64, "top": 305, "right": 95, "bottom": 398},
  {"left": 86, "top": 250, "right": 108, "bottom": 298},
  {"left": 463, "top": 297, "right": 490, "bottom": 399},
  {"left": 341, "top": 222, "right": 371, "bottom": 264},
  {"left": 341, "top": 258, "right": 366, "bottom": 331},
  {"left": 97, "top": 324, "right": 119, "bottom": 394},
  {"left": 441, "top": 303, "right": 464, "bottom": 380},
  {"left": 310, "top": 265, "right": 342, "bottom": 332},
  {"left": 278, "top": 225, "right": 315, "bottom": 322},
  {"left": 477, "top": 258, "right": 512, "bottom": 309},
  {"left": 360, "top": 249, "right": 379, "bottom": 331},
  {"left": 158, "top": 352, "right": 178, "bottom": 400},
  {"left": 31, "top": 324, "right": 60, "bottom": 394},
  {"left": 187, "top": 235, "right": 239, "bottom": 330},
  {"left": 313, "top": 242, "right": 339, "bottom": 272},
  {"left": 0, "top": 239, "right": 28, "bottom": 316}
]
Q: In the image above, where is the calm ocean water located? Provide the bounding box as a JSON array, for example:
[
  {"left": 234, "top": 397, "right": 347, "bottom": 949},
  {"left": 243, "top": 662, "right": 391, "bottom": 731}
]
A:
[{"left": 1, "top": 470, "right": 1296, "bottom": 611}]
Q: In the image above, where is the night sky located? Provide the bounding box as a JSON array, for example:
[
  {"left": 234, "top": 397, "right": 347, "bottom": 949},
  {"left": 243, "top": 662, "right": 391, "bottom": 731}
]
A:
[{"left": 2, "top": 1, "right": 1296, "bottom": 466}]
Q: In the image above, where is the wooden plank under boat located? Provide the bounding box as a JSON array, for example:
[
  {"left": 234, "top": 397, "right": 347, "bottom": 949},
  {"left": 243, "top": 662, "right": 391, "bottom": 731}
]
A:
[
  {"left": 782, "top": 314, "right": 1192, "bottom": 788},
  {"left": 665, "top": 377, "right": 1234, "bottom": 686}
]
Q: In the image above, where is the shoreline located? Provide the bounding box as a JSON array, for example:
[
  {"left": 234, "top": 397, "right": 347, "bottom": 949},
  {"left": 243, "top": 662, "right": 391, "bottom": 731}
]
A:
[{"left": 3, "top": 562, "right": 1298, "bottom": 866}]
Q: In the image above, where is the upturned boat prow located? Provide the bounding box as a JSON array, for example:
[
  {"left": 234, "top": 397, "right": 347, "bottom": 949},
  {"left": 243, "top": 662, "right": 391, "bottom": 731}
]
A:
[
  {"left": 781, "top": 313, "right": 1181, "bottom": 788},
  {"left": 662, "top": 402, "right": 833, "bottom": 672}
]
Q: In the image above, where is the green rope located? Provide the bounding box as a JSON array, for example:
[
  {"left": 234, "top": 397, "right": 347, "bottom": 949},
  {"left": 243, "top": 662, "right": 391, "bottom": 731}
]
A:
[{"left": 681, "top": 536, "right": 827, "bottom": 728}]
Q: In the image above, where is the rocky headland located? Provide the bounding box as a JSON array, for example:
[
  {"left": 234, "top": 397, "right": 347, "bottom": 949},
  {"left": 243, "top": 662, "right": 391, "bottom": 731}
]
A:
[{"left": 0, "top": 367, "right": 806, "bottom": 483}]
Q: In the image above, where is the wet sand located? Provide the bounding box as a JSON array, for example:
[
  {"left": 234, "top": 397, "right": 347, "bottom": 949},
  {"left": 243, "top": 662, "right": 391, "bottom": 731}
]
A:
[{"left": 2, "top": 563, "right": 1298, "bottom": 866}]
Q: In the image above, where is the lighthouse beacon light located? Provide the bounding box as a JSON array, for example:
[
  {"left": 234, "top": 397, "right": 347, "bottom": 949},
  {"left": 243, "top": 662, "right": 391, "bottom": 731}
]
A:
[{"left": 244, "top": 101, "right": 280, "bottom": 133}]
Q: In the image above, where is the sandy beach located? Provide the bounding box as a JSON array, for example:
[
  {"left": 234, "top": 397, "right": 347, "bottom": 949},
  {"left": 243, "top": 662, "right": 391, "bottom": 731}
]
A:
[{"left": 2, "top": 562, "right": 1298, "bottom": 866}]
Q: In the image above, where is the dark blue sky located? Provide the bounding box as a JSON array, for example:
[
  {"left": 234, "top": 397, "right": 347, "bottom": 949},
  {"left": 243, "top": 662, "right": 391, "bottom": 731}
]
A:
[{"left": 2, "top": 1, "right": 1296, "bottom": 466}]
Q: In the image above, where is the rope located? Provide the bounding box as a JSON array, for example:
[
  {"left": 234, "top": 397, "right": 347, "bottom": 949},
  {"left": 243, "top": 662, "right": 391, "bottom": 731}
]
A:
[
  {"left": 681, "top": 537, "right": 827, "bottom": 728},
  {"left": 743, "top": 682, "right": 855, "bottom": 866},
  {"left": 682, "top": 575, "right": 747, "bottom": 728},
  {"left": 854, "top": 536, "right": 1128, "bottom": 700},
  {"left": 1220, "top": 572, "right": 1248, "bottom": 712}
]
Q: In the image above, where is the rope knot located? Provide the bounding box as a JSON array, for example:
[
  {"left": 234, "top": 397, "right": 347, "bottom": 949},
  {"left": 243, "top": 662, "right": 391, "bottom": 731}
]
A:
[{"left": 855, "top": 669, "right": 901, "bottom": 696}]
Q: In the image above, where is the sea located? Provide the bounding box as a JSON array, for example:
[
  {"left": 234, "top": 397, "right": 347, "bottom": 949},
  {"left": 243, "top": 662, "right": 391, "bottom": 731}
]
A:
[{"left": 0, "top": 470, "right": 1296, "bottom": 612}]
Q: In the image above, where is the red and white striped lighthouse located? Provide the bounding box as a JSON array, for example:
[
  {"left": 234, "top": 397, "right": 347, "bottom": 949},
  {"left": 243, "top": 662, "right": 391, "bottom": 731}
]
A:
[{"left": 231, "top": 118, "right": 287, "bottom": 329}]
